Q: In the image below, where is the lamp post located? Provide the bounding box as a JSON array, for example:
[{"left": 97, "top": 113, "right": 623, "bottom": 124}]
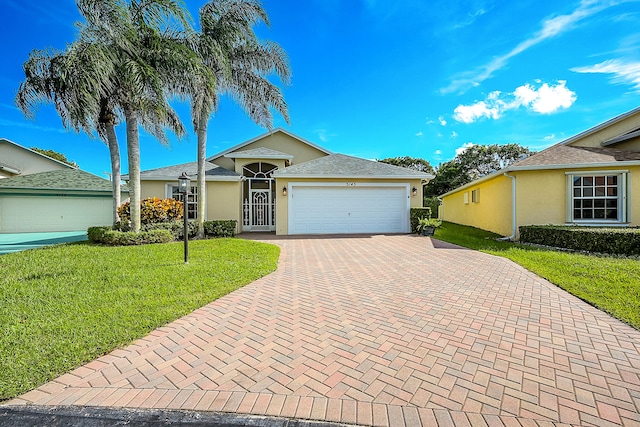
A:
[{"left": 178, "top": 172, "right": 190, "bottom": 263}]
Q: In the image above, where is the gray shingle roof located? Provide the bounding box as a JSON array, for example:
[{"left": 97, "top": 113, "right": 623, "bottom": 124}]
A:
[
  {"left": 137, "top": 161, "right": 240, "bottom": 179},
  {"left": 0, "top": 169, "right": 121, "bottom": 192},
  {"left": 512, "top": 144, "right": 640, "bottom": 168},
  {"left": 225, "top": 147, "right": 294, "bottom": 159},
  {"left": 273, "top": 154, "right": 434, "bottom": 178}
]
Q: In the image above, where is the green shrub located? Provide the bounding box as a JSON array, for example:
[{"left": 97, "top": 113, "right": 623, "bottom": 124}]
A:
[
  {"left": 87, "top": 226, "right": 110, "bottom": 243},
  {"left": 89, "top": 219, "right": 236, "bottom": 246},
  {"left": 117, "top": 198, "right": 183, "bottom": 225},
  {"left": 174, "top": 221, "right": 199, "bottom": 240},
  {"left": 204, "top": 220, "right": 237, "bottom": 237},
  {"left": 101, "top": 229, "right": 174, "bottom": 246},
  {"left": 423, "top": 197, "right": 441, "bottom": 218},
  {"left": 410, "top": 207, "right": 432, "bottom": 233},
  {"left": 519, "top": 225, "right": 640, "bottom": 256}
]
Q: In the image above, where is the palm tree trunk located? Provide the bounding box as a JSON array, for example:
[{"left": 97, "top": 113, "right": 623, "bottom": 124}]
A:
[
  {"left": 125, "top": 107, "right": 141, "bottom": 233},
  {"left": 105, "top": 123, "right": 121, "bottom": 225},
  {"left": 196, "top": 111, "right": 208, "bottom": 239}
]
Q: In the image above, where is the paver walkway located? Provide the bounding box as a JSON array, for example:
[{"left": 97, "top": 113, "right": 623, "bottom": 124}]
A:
[{"left": 6, "top": 235, "right": 640, "bottom": 426}]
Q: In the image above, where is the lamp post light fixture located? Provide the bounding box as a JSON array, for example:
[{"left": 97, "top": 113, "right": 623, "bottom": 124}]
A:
[{"left": 178, "top": 172, "right": 191, "bottom": 263}]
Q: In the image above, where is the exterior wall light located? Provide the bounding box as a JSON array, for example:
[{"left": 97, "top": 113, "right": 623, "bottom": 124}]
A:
[
  {"left": 282, "top": 186, "right": 287, "bottom": 196},
  {"left": 178, "top": 172, "right": 191, "bottom": 263},
  {"left": 412, "top": 186, "right": 418, "bottom": 196}
]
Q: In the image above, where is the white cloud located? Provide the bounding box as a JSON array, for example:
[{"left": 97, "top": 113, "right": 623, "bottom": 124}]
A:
[
  {"left": 314, "top": 128, "right": 336, "bottom": 143},
  {"left": 456, "top": 142, "right": 474, "bottom": 156},
  {"left": 453, "top": 81, "right": 576, "bottom": 123},
  {"left": 441, "top": 0, "right": 616, "bottom": 94},
  {"left": 435, "top": 149, "right": 442, "bottom": 155},
  {"left": 514, "top": 81, "right": 577, "bottom": 113},
  {"left": 453, "top": 101, "right": 502, "bottom": 123},
  {"left": 543, "top": 134, "right": 556, "bottom": 141},
  {"left": 416, "top": 131, "right": 423, "bottom": 136},
  {"left": 572, "top": 59, "right": 640, "bottom": 92},
  {"left": 451, "top": 131, "right": 458, "bottom": 138},
  {"left": 453, "top": 8, "right": 487, "bottom": 29},
  {"left": 438, "top": 116, "right": 447, "bottom": 126}
]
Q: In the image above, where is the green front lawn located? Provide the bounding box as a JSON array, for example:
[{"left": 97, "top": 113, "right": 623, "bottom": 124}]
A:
[
  {"left": 434, "top": 222, "right": 640, "bottom": 330},
  {"left": 0, "top": 238, "right": 279, "bottom": 401}
]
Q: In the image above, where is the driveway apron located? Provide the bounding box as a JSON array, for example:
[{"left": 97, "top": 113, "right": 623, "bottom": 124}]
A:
[{"left": 5, "top": 235, "right": 640, "bottom": 426}]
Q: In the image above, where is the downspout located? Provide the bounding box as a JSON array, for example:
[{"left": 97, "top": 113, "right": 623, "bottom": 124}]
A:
[{"left": 499, "top": 172, "right": 517, "bottom": 241}]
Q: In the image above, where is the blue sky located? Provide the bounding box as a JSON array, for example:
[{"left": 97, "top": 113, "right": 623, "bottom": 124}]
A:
[{"left": 2, "top": 0, "right": 640, "bottom": 178}]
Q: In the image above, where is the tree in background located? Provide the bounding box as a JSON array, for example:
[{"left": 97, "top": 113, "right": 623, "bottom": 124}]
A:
[
  {"left": 30, "top": 147, "right": 79, "bottom": 168},
  {"left": 426, "top": 143, "right": 533, "bottom": 197},
  {"left": 378, "top": 156, "right": 434, "bottom": 174}
]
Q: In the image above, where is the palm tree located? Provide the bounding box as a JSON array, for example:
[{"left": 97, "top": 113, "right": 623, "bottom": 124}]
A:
[
  {"left": 16, "top": 42, "right": 124, "bottom": 225},
  {"left": 75, "top": 0, "right": 199, "bottom": 232},
  {"left": 190, "top": 0, "right": 291, "bottom": 237}
]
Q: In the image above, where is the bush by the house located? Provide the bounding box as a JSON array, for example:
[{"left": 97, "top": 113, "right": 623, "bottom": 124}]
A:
[
  {"left": 423, "top": 197, "right": 441, "bottom": 219},
  {"left": 117, "top": 197, "right": 183, "bottom": 225},
  {"left": 88, "top": 220, "right": 237, "bottom": 246},
  {"left": 204, "top": 220, "right": 237, "bottom": 237},
  {"left": 519, "top": 225, "right": 640, "bottom": 256},
  {"left": 410, "top": 207, "right": 432, "bottom": 233},
  {"left": 87, "top": 226, "right": 111, "bottom": 243},
  {"left": 141, "top": 220, "right": 196, "bottom": 239},
  {"left": 89, "top": 229, "right": 174, "bottom": 246}
]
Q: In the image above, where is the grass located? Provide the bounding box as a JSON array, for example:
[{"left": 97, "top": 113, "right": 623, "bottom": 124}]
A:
[
  {"left": 0, "top": 238, "right": 280, "bottom": 401},
  {"left": 434, "top": 222, "right": 640, "bottom": 330}
]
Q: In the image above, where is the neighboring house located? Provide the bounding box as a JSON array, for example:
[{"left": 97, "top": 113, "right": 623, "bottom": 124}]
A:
[
  {"left": 0, "top": 138, "right": 73, "bottom": 178},
  {"left": 135, "top": 129, "right": 433, "bottom": 235},
  {"left": 0, "top": 139, "right": 125, "bottom": 233},
  {"left": 0, "top": 169, "right": 128, "bottom": 233},
  {"left": 440, "top": 107, "right": 640, "bottom": 239}
]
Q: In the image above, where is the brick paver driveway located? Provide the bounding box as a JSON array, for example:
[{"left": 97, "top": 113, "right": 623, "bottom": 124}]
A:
[{"left": 6, "top": 235, "right": 640, "bottom": 426}]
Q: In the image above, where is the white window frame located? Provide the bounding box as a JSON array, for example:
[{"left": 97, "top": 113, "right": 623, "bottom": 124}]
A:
[
  {"left": 167, "top": 184, "right": 199, "bottom": 220},
  {"left": 565, "top": 170, "right": 627, "bottom": 224}
]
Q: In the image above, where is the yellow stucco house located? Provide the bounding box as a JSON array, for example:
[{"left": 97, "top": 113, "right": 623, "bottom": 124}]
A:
[
  {"left": 440, "top": 107, "right": 640, "bottom": 239},
  {"left": 138, "top": 129, "right": 433, "bottom": 235}
]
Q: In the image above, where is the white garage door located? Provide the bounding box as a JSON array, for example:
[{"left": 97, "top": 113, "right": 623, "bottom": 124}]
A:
[
  {"left": 289, "top": 185, "right": 410, "bottom": 235},
  {"left": 0, "top": 195, "right": 113, "bottom": 233}
]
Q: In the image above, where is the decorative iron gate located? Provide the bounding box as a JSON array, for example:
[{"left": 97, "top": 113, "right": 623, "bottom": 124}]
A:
[
  {"left": 242, "top": 162, "right": 277, "bottom": 232},
  {"left": 243, "top": 189, "right": 274, "bottom": 231}
]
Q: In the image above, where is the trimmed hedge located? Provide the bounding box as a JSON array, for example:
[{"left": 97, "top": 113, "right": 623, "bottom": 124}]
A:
[
  {"left": 410, "top": 207, "right": 432, "bottom": 233},
  {"left": 88, "top": 220, "right": 237, "bottom": 246},
  {"left": 519, "top": 225, "right": 640, "bottom": 256},
  {"left": 204, "top": 220, "right": 237, "bottom": 238},
  {"left": 87, "top": 226, "right": 110, "bottom": 243},
  {"left": 98, "top": 229, "right": 174, "bottom": 246}
]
